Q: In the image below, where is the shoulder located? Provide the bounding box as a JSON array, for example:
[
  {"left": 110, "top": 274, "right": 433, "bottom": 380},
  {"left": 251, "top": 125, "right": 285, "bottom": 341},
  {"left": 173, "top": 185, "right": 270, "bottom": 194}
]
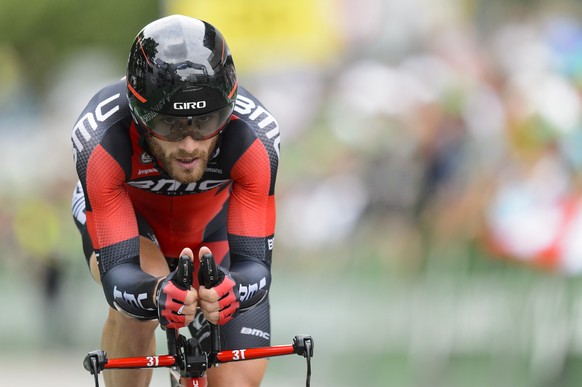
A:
[
  {"left": 72, "top": 79, "right": 133, "bottom": 176},
  {"left": 232, "top": 87, "right": 279, "bottom": 136},
  {"left": 222, "top": 86, "right": 280, "bottom": 163},
  {"left": 219, "top": 87, "right": 280, "bottom": 191},
  {"left": 73, "top": 79, "right": 129, "bottom": 128}
]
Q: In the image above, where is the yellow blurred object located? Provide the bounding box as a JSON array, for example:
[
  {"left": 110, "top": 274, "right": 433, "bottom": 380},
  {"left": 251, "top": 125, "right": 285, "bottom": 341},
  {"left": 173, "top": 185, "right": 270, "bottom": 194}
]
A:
[
  {"left": 0, "top": 43, "right": 23, "bottom": 103},
  {"left": 165, "top": 0, "right": 343, "bottom": 71},
  {"left": 12, "top": 198, "right": 61, "bottom": 260}
]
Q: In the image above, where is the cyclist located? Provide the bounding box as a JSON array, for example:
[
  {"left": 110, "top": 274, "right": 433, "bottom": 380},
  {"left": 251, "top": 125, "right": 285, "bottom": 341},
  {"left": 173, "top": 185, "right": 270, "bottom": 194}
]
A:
[{"left": 70, "top": 14, "right": 279, "bottom": 387}]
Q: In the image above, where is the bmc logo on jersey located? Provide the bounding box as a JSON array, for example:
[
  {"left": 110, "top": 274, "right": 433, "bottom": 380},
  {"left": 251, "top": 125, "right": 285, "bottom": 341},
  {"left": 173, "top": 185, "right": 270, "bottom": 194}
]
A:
[
  {"left": 127, "top": 178, "right": 229, "bottom": 194},
  {"left": 174, "top": 101, "right": 207, "bottom": 110},
  {"left": 241, "top": 327, "right": 270, "bottom": 340},
  {"left": 112, "top": 286, "right": 152, "bottom": 311},
  {"left": 238, "top": 277, "right": 267, "bottom": 302},
  {"left": 234, "top": 95, "right": 280, "bottom": 161},
  {"left": 72, "top": 93, "right": 121, "bottom": 164}
]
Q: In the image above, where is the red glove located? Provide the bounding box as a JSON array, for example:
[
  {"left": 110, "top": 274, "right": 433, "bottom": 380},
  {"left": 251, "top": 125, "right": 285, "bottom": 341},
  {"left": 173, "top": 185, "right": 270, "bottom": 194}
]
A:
[
  {"left": 214, "top": 270, "right": 240, "bottom": 324},
  {"left": 201, "top": 266, "right": 240, "bottom": 325},
  {"left": 156, "top": 272, "right": 188, "bottom": 328}
]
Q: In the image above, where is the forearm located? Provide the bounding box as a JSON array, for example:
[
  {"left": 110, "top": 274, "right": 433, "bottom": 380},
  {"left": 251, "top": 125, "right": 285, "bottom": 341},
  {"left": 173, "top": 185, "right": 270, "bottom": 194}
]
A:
[
  {"left": 229, "top": 255, "right": 271, "bottom": 313},
  {"left": 101, "top": 262, "right": 160, "bottom": 320}
]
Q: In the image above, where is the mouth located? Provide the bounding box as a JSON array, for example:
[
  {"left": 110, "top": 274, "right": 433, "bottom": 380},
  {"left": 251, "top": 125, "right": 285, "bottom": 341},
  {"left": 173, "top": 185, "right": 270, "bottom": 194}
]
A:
[{"left": 175, "top": 157, "right": 200, "bottom": 169}]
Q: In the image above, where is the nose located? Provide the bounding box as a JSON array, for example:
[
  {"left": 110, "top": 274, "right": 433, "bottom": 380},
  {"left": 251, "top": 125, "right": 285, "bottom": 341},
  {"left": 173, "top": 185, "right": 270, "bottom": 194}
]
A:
[{"left": 177, "top": 134, "right": 201, "bottom": 152}]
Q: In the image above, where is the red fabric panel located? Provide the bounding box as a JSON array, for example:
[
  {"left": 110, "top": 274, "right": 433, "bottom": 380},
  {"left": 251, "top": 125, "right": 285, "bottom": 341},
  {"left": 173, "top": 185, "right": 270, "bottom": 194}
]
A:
[
  {"left": 86, "top": 145, "right": 138, "bottom": 248},
  {"left": 228, "top": 139, "right": 275, "bottom": 237}
]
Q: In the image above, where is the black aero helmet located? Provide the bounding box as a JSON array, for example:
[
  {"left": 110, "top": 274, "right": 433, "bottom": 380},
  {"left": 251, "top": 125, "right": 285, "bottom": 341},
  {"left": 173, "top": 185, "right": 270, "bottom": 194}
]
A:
[{"left": 127, "top": 15, "right": 238, "bottom": 141}]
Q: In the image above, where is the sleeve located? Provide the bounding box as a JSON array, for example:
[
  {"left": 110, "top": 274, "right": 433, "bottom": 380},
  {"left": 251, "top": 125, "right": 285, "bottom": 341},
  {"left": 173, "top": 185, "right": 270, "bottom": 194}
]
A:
[
  {"left": 227, "top": 136, "right": 278, "bottom": 312},
  {"left": 71, "top": 81, "right": 159, "bottom": 320},
  {"left": 83, "top": 143, "right": 158, "bottom": 319}
]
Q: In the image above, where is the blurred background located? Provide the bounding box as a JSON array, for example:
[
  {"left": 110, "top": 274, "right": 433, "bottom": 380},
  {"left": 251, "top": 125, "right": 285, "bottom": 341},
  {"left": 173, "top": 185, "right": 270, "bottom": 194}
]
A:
[{"left": 4, "top": 0, "right": 582, "bottom": 386}]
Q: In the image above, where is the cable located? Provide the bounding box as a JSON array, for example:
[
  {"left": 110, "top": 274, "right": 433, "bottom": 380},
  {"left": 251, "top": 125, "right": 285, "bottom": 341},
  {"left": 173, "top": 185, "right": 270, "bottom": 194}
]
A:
[
  {"left": 305, "top": 338, "right": 313, "bottom": 387},
  {"left": 305, "top": 352, "right": 311, "bottom": 387},
  {"left": 90, "top": 357, "right": 100, "bottom": 387}
]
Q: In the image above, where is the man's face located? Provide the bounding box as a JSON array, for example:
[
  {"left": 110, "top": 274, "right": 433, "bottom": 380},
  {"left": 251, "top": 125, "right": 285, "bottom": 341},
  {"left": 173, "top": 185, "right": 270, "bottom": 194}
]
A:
[{"left": 146, "top": 134, "right": 219, "bottom": 184}]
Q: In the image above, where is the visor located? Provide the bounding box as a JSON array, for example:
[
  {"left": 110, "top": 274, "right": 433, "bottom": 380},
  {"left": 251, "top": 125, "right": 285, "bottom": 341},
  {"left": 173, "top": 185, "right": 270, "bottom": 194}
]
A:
[{"left": 133, "top": 103, "right": 234, "bottom": 142}]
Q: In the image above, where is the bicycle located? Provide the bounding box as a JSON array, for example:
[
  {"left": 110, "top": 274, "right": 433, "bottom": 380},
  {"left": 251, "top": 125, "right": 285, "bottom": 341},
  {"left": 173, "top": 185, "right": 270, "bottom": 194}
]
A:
[{"left": 83, "top": 253, "right": 314, "bottom": 387}]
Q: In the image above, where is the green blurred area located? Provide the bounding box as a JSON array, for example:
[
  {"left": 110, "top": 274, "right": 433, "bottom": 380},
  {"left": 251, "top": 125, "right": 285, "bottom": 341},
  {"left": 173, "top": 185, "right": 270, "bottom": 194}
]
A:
[
  {"left": 0, "top": 0, "right": 160, "bottom": 93},
  {"left": 4, "top": 1, "right": 582, "bottom": 386}
]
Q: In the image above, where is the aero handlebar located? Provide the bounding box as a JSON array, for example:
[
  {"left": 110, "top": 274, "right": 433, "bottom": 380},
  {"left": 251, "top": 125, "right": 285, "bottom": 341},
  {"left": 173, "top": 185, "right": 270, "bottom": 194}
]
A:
[
  {"left": 83, "top": 255, "right": 314, "bottom": 386},
  {"left": 84, "top": 334, "right": 314, "bottom": 386}
]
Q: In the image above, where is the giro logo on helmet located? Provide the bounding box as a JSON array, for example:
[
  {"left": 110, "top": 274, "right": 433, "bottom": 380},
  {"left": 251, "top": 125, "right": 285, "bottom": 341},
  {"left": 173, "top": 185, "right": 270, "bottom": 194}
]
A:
[{"left": 173, "top": 101, "right": 207, "bottom": 110}]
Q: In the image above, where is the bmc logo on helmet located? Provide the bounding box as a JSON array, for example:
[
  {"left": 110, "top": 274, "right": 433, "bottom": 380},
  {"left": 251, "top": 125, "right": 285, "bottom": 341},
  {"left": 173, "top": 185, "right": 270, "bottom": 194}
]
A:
[{"left": 174, "top": 101, "right": 207, "bottom": 110}]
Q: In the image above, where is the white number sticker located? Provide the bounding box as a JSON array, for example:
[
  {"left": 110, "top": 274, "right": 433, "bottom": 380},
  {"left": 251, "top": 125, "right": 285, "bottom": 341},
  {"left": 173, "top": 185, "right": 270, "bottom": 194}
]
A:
[
  {"left": 146, "top": 356, "right": 159, "bottom": 367},
  {"left": 232, "top": 349, "right": 247, "bottom": 361}
]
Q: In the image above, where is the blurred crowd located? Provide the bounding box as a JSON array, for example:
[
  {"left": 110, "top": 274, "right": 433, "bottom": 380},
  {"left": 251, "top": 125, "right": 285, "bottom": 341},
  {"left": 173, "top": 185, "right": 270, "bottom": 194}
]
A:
[
  {"left": 2, "top": 1, "right": 582, "bottom": 286},
  {"left": 266, "top": 2, "right": 582, "bottom": 277}
]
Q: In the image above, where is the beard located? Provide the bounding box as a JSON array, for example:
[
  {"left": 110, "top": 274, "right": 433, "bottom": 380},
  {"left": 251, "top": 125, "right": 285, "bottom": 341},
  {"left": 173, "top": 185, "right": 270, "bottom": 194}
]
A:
[{"left": 145, "top": 136, "right": 218, "bottom": 184}]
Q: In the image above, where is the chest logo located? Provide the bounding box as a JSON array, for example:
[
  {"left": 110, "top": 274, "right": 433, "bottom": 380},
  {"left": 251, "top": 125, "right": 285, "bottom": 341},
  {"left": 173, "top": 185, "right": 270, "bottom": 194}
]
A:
[{"left": 140, "top": 152, "right": 153, "bottom": 165}]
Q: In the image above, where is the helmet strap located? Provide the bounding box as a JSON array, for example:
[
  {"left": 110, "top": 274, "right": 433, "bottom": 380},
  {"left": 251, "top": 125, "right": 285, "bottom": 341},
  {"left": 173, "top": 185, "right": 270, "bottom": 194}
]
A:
[{"left": 211, "top": 131, "right": 224, "bottom": 161}]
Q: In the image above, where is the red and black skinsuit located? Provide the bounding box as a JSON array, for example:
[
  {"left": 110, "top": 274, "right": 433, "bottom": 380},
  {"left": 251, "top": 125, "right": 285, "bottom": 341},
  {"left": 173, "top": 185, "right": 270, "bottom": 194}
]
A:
[{"left": 71, "top": 78, "right": 279, "bottom": 348}]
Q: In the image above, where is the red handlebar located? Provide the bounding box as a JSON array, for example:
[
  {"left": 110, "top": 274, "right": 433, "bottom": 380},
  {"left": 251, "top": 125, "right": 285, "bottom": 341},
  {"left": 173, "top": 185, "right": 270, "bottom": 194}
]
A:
[
  {"left": 105, "top": 354, "right": 176, "bottom": 369},
  {"left": 216, "top": 344, "right": 295, "bottom": 362},
  {"left": 85, "top": 335, "right": 313, "bottom": 387},
  {"left": 101, "top": 344, "right": 296, "bottom": 370}
]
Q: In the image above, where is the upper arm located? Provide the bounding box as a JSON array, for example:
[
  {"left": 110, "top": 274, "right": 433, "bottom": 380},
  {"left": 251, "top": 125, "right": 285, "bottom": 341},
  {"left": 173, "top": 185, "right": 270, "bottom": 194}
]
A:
[
  {"left": 228, "top": 139, "right": 277, "bottom": 239},
  {"left": 84, "top": 144, "right": 140, "bottom": 274}
]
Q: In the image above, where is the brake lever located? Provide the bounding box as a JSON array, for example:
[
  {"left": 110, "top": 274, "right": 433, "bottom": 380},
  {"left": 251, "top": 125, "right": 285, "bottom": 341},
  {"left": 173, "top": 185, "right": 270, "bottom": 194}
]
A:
[
  {"left": 200, "top": 252, "right": 221, "bottom": 360},
  {"left": 293, "top": 335, "right": 314, "bottom": 387},
  {"left": 83, "top": 350, "right": 107, "bottom": 387},
  {"left": 167, "top": 254, "right": 193, "bottom": 370},
  {"left": 174, "top": 254, "right": 194, "bottom": 290}
]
